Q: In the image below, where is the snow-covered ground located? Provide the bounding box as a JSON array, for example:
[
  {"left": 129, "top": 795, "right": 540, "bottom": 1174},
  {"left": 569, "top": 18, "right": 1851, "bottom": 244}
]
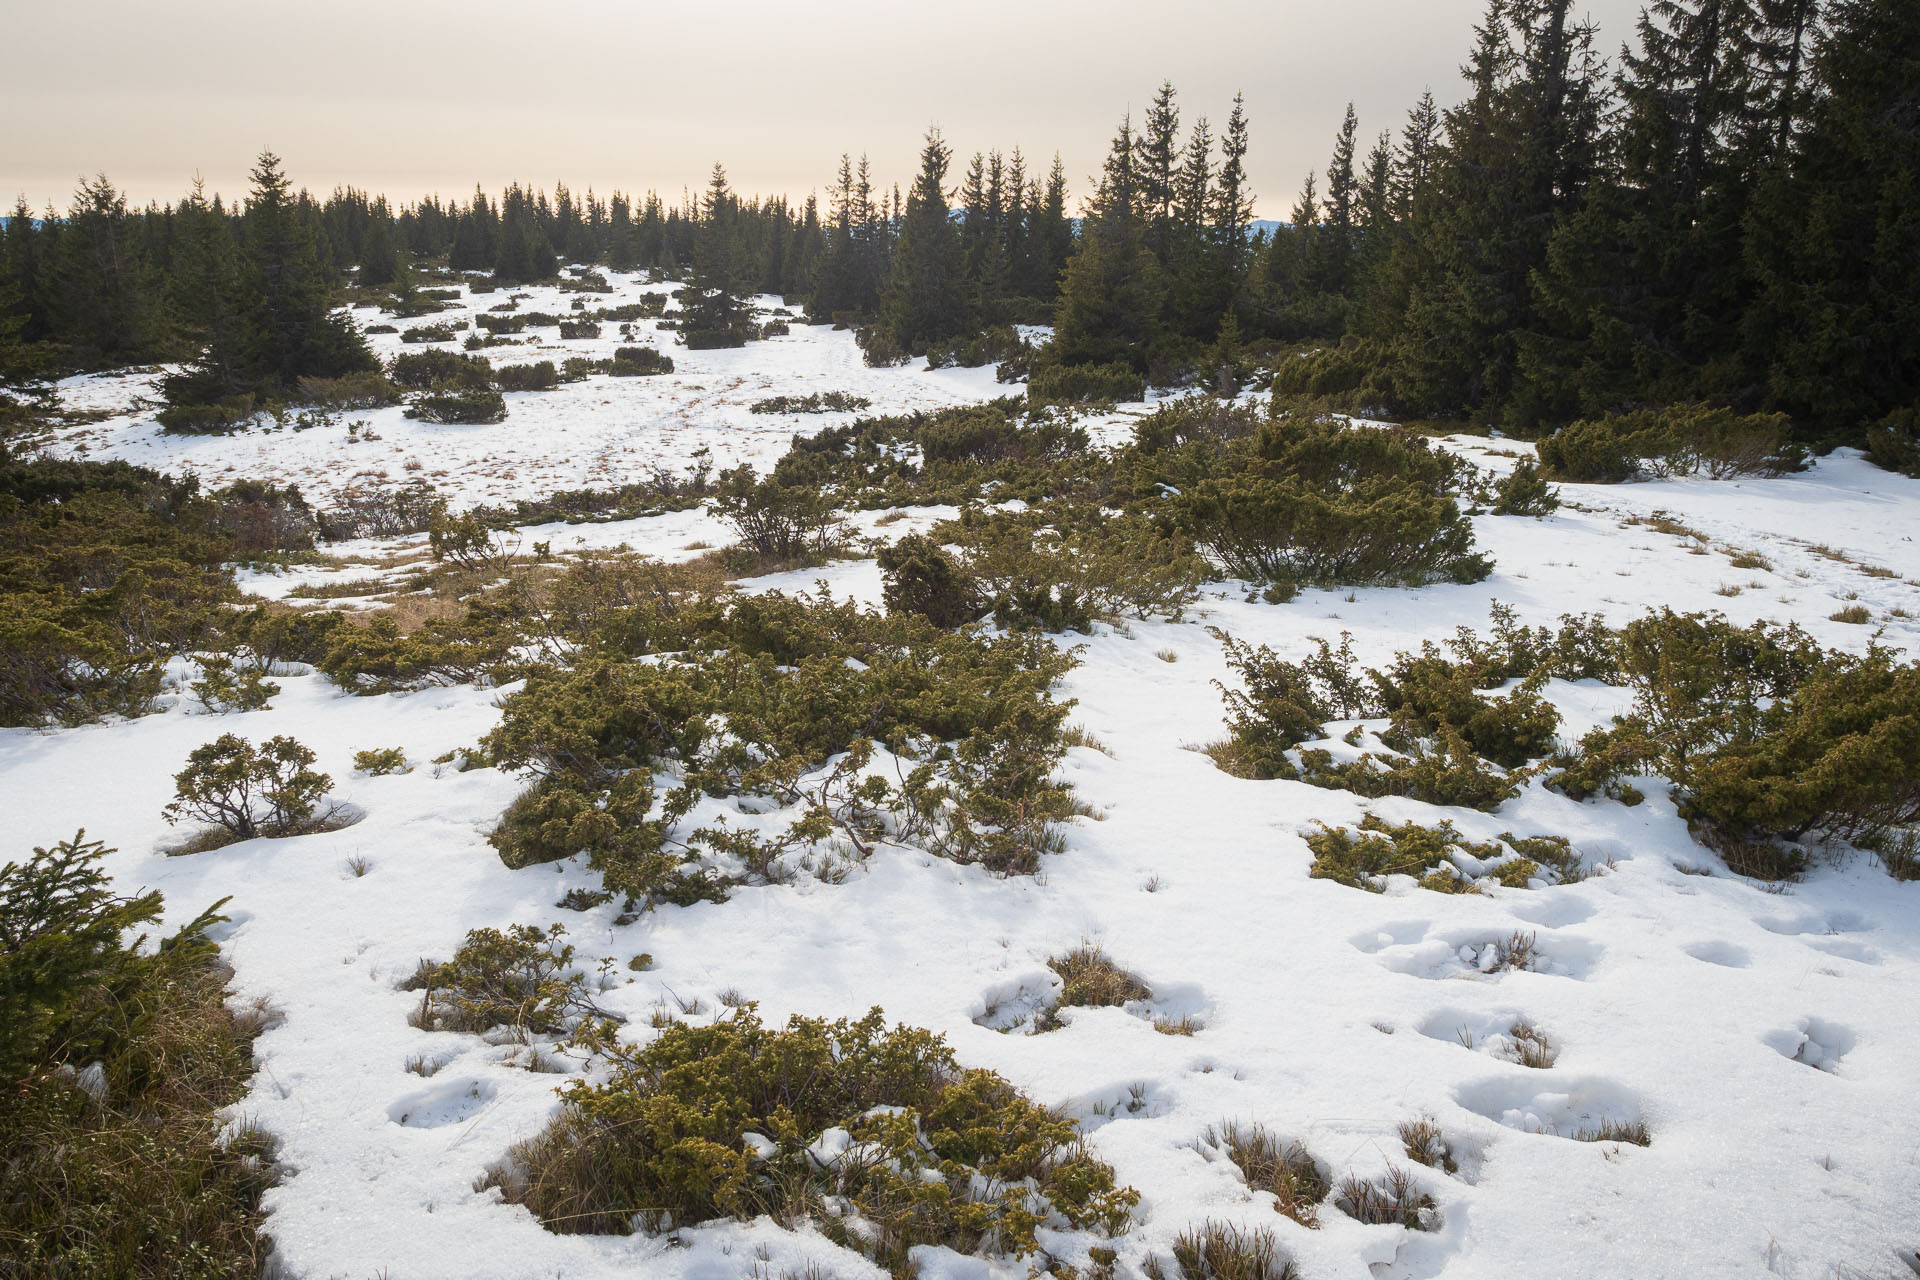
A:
[{"left": 13, "top": 278, "right": 1920, "bottom": 1280}]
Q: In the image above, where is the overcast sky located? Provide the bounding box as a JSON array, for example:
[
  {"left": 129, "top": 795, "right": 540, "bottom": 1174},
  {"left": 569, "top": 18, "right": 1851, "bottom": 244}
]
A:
[{"left": 1, "top": 0, "right": 1646, "bottom": 220}]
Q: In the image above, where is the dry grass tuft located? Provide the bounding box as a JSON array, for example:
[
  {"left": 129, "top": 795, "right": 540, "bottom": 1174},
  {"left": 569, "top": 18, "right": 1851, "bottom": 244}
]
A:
[
  {"left": 1397, "top": 1116, "right": 1458, "bottom": 1174},
  {"left": 1202, "top": 1121, "right": 1328, "bottom": 1228},
  {"left": 0, "top": 960, "right": 277, "bottom": 1277},
  {"left": 1049, "top": 944, "right": 1150, "bottom": 1010},
  {"left": 1492, "top": 930, "right": 1540, "bottom": 972},
  {"left": 1334, "top": 1166, "right": 1436, "bottom": 1230},
  {"left": 1166, "top": 1221, "right": 1297, "bottom": 1280},
  {"left": 1064, "top": 725, "right": 1115, "bottom": 757},
  {"left": 1572, "top": 1118, "right": 1651, "bottom": 1146}
]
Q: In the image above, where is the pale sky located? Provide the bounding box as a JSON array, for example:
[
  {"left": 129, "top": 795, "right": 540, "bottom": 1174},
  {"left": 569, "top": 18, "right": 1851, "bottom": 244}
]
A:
[{"left": 1, "top": 0, "right": 1645, "bottom": 221}]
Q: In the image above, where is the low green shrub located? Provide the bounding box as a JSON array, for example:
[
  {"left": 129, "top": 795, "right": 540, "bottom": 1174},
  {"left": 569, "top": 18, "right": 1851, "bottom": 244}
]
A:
[
  {"left": 476, "top": 313, "right": 528, "bottom": 334},
  {"left": 1126, "top": 397, "right": 1266, "bottom": 457},
  {"left": 1304, "top": 813, "right": 1577, "bottom": 892},
  {"left": 190, "top": 653, "right": 279, "bottom": 713},
  {"left": 162, "top": 733, "right": 334, "bottom": 846},
  {"left": 1536, "top": 404, "right": 1808, "bottom": 483},
  {"left": 750, "top": 391, "right": 871, "bottom": 414},
  {"left": 353, "top": 747, "right": 408, "bottom": 775},
  {"left": 224, "top": 604, "right": 345, "bottom": 668},
  {"left": 406, "top": 389, "right": 507, "bottom": 424},
  {"left": 1492, "top": 459, "right": 1561, "bottom": 515},
  {"left": 931, "top": 503, "right": 1211, "bottom": 631},
  {"left": 490, "top": 1007, "right": 1135, "bottom": 1272},
  {"left": 1545, "top": 609, "right": 1920, "bottom": 876},
  {"left": 1028, "top": 360, "right": 1144, "bottom": 407},
  {"left": 1267, "top": 338, "right": 1396, "bottom": 413},
  {"left": 482, "top": 591, "right": 1080, "bottom": 900},
  {"left": 493, "top": 361, "right": 559, "bottom": 392},
  {"left": 400, "top": 323, "right": 456, "bottom": 344},
  {"left": 1162, "top": 414, "right": 1489, "bottom": 591},
  {"left": 766, "top": 399, "right": 1104, "bottom": 509},
  {"left": 1, "top": 453, "right": 238, "bottom": 727},
  {"left": 559, "top": 270, "right": 613, "bottom": 294},
  {"left": 404, "top": 923, "right": 615, "bottom": 1042},
  {"left": 319, "top": 612, "right": 514, "bottom": 693},
  {"left": 293, "top": 371, "right": 402, "bottom": 410},
  {"left": 557, "top": 320, "right": 601, "bottom": 340},
  {"left": 389, "top": 349, "right": 491, "bottom": 390},
  {"left": 1211, "top": 608, "right": 1588, "bottom": 802},
  {"left": 1293, "top": 731, "right": 1537, "bottom": 811},
  {"left": 878, "top": 534, "right": 982, "bottom": 628},
  {"left": 707, "top": 465, "right": 844, "bottom": 564},
  {"left": 1865, "top": 408, "right": 1920, "bottom": 478},
  {"left": 925, "top": 325, "right": 1028, "bottom": 372},
  {"left": 155, "top": 396, "right": 257, "bottom": 434},
  {"left": 609, "top": 345, "right": 673, "bottom": 376}
]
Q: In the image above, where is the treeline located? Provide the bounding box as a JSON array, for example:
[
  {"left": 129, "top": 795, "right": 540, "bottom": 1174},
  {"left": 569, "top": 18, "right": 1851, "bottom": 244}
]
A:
[
  {"left": 0, "top": 141, "right": 1073, "bottom": 382},
  {"left": 1240, "top": 0, "right": 1915, "bottom": 443},
  {"left": 2, "top": 0, "right": 1913, "bottom": 446}
]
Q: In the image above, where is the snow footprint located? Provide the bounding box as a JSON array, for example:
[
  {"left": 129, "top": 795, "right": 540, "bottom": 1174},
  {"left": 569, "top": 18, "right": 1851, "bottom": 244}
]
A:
[
  {"left": 1763, "top": 1017, "right": 1856, "bottom": 1074},
  {"left": 1378, "top": 927, "right": 1603, "bottom": 981},
  {"left": 387, "top": 1077, "right": 496, "bottom": 1128},
  {"left": 1455, "top": 1076, "right": 1649, "bottom": 1145},
  {"left": 1417, "top": 1007, "right": 1559, "bottom": 1067},
  {"left": 1757, "top": 912, "right": 1882, "bottom": 965},
  {"left": 1349, "top": 921, "right": 1433, "bottom": 954},
  {"left": 1682, "top": 940, "right": 1752, "bottom": 968},
  {"left": 1060, "top": 1079, "right": 1174, "bottom": 1132}
]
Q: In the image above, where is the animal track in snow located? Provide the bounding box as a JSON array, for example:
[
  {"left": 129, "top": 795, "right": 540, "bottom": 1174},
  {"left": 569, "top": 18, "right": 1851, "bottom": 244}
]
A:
[
  {"left": 1682, "top": 940, "right": 1752, "bottom": 968},
  {"left": 970, "top": 970, "right": 1058, "bottom": 1033},
  {"left": 1350, "top": 921, "right": 1434, "bottom": 954},
  {"left": 1764, "top": 1017, "right": 1856, "bottom": 1074},
  {"left": 970, "top": 967, "right": 1210, "bottom": 1035},
  {"left": 1805, "top": 937, "right": 1882, "bottom": 965},
  {"left": 1376, "top": 927, "right": 1603, "bottom": 981},
  {"left": 1455, "top": 1075, "right": 1648, "bottom": 1143},
  {"left": 1059, "top": 1079, "right": 1173, "bottom": 1131},
  {"left": 387, "top": 1078, "right": 496, "bottom": 1128},
  {"left": 1417, "top": 1007, "right": 1559, "bottom": 1067},
  {"left": 1756, "top": 912, "right": 1882, "bottom": 963},
  {"left": 1510, "top": 897, "right": 1595, "bottom": 928},
  {"left": 1758, "top": 910, "right": 1875, "bottom": 937}
]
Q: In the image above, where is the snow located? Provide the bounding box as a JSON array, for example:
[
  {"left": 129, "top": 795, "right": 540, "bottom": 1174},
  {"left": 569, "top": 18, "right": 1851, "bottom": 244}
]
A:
[{"left": 11, "top": 277, "right": 1920, "bottom": 1279}]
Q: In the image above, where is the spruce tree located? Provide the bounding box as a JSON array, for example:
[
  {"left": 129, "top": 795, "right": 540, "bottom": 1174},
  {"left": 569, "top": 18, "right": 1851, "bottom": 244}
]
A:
[
  {"left": 53, "top": 175, "right": 161, "bottom": 365},
  {"left": 1141, "top": 82, "right": 1183, "bottom": 266},
  {"left": 1203, "top": 95, "right": 1255, "bottom": 331},
  {"left": 163, "top": 150, "right": 372, "bottom": 416},
  {"left": 1318, "top": 104, "right": 1362, "bottom": 299},
  {"left": 358, "top": 198, "right": 399, "bottom": 287},
  {"left": 1023, "top": 156, "right": 1075, "bottom": 301},
  {"left": 1051, "top": 117, "right": 1165, "bottom": 370},
  {"left": 1751, "top": 0, "right": 1920, "bottom": 434},
  {"left": 878, "top": 129, "right": 973, "bottom": 352},
  {"left": 679, "top": 164, "right": 753, "bottom": 348},
  {"left": 1390, "top": 0, "right": 1609, "bottom": 421}
]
